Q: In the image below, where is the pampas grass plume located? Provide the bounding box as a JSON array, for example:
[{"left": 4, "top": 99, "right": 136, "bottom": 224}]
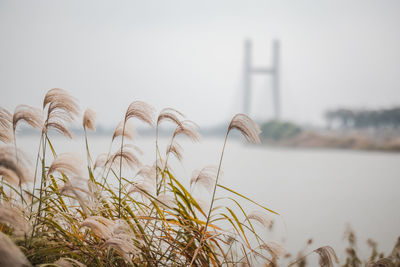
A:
[
  {"left": 13, "top": 105, "right": 43, "bottom": 132},
  {"left": 83, "top": 108, "right": 96, "bottom": 131},
  {"left": 0, "top": 232, "right": 31, "bottom": 267},
  {"left": 48, "top": 152, "right": 85, "bottom": 178},
  {"left": 228, "top": 113, "right": 261, "bottom": 143},
  {"left": 112, "top": 121, "right": 135, "bottom": 141},
  {"left": 173, "top": 120, "right": 201, "bottom": 142},
  {"left": 125, "top": 101, "right": 155, "bottom": 126},
  {"left": 314, "top": 246, "right": 339, "bottom": 267}
]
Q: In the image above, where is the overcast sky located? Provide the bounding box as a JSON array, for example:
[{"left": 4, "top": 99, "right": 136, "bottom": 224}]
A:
[{"left": 1, "top": 0, "right": 400, "bottom": 128}]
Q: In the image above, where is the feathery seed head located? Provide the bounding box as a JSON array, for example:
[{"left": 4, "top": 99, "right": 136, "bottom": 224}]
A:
[
  {"left": 0, "top": 232, "right": 31, "bottom": 267},
  {"left": 260, "top": 242, "right": 284, "bottom": 260},
  {"left": 13, "top": 105, "right": 44, "bottom": 132},
  {"left": 0, "top": 108, "right": 12, "bottom": 142},
  {"left": 314, "top": 246, "right": 339, "bottom": 267},
  {"left": 228, "top": 113, "right": 261, "bottom": 143},
  {"left": 0, "top": 146, "right": 32, "bottom": 185},
  {"left": 43, "top": 88, "right": 79, "bottom": 115},
  {"left": 156, "top": 193, "right": 176, "bottom": 209},
  {"left": 125, "top": 101, "right": 155, "bottom": 127},
  {"left": 190, "top": 165, "right": 219, "bottom": 191},
  {"left": 0, "top": 107, "right": 12, "bottom": 128},
  {"left": 103, "top": 237, "right": 138, "bottom": 263},
  {"left": 166, "top": 142, "right": 183, "bottom": 162},
  {"left": 112, "top": 121, "right": 135, "bottom": 141},
  {"left": 173, "top": 120, "right": 201, "bottom": 142},
  {"left": 94, "top": 153, "right": 108, "bottom": 170},
  {"left": 83, "top": 108, "right": 96, "bottom": 131},
  {"left": 81, "top": 217, "right": 113, "bottom": 239},
  {"left": 48, "top": 152, "right": 85, "bottom": 178},
  {"left": 107, "top": 146, "right": 142, "bottom": 170},
  {"left": 247, "top": 211, "right": 273, "bottom": 228},
  {"left": 43, "top": 88, "right": 80, "bottom": 136},
  {"left": 128, "top": 180, "right": 155, "bottom": 196},
  {"left": 0, "top": 129, "right": 13, "bottom": 143},
  {"left": 157, "top": 107, "right": 184, "bottom": 127},
  {"left": 44, "top": 120, "right": 73, "bottom": 138},
  {"left": 0, "top": 205, "right": 30, "bottom": 236},
  {"left": 136, "top": 165, "right": 156, "bottom": 181}
]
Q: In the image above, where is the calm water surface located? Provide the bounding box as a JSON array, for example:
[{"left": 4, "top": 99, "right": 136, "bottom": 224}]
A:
[{"left": 17, "top": 134, "right": 400, "bottom": 261}]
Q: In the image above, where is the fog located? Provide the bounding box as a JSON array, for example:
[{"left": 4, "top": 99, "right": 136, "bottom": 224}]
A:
[{"left": 1, "top": 0, "right": 400, "bottom": 128}]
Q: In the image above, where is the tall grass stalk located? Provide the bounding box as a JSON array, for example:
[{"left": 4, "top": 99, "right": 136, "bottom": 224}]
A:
[{"left": 118, "top": 120, "right": 126, "bottom": 218}]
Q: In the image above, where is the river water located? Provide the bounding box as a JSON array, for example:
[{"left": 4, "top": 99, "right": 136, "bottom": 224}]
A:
[{"left": 16, "top": 134, "right": 400, "bottom": 262}]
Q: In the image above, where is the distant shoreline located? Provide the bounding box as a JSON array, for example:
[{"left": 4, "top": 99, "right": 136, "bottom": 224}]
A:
[{"left": 262, "top": 131, "right": 400, "bottom": 153}]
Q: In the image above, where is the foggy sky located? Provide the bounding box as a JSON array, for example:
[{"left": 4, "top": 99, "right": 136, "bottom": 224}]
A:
[{"left": 1, "top": 0, "right": 400, "bottom": 128}]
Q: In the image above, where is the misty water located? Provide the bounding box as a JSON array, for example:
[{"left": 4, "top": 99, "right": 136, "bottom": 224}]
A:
[{"left": 17, "top": 135, "right": 400, "bottom": 261}]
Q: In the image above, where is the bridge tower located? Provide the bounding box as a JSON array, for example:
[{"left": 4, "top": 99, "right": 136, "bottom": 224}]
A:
[{"left": 243, "top": 39, "right": 280, "bottom": 120}]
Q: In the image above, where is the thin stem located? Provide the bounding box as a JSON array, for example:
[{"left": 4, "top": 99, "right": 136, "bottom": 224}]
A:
[
  {"left": 13, "top": 132, "right": 24, "bottom": 206},
  {"left": 190, "top": 131, "right": 229, "bottom": 266},
  {"left": 29, "top": 134, "right": 43, "bottom": 218},
  {"left": 84, "top": 127, "right": 92, "bottom": 170},
  {"left": 155, "top": 123, "right": 159, "bottom": 195},
  {"left": 158, "top": 134, "right": 176, "bottom": 195},
  {"left": 99, "top": 140, "right": 114, "bottom": 192},
  {"left": 32, "top": 131, "right": 48, "bottom": 237},
  {"left": 118, "top": 119, "right": 126, "bottom": 218},
  {"left": 288, "top": 250, "right": 314, "bottom": 266}
]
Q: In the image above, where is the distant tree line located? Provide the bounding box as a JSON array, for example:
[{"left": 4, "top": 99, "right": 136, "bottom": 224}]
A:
[
  {"left": 325, "top": 107, "right": 400, "bottom": 129},
  {"left": 260, "top": 120, "right": 302, "bottom": 140}
]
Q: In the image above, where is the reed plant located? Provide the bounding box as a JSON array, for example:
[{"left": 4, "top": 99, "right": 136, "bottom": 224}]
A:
[{"left": 0, "top": 88, "right": 396, "bottom": 266}]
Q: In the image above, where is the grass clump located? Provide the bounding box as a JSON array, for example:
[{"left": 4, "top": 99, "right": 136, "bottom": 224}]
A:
[{"left": 0, "top": 88, "right": 284, "bottom": 266}]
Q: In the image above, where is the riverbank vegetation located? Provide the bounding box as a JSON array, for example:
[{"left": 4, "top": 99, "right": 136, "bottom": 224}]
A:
[{"left": 260, "top": 119, "right": 400, "bottom": 152}]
